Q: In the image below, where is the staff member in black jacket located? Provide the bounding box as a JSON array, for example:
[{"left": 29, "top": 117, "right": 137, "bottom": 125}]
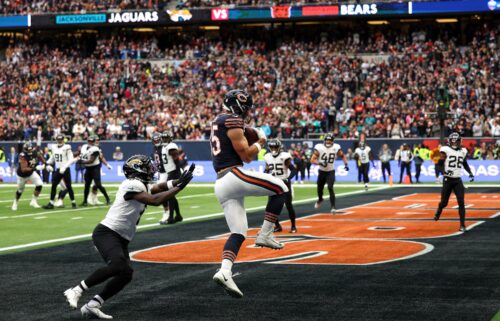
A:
[{"left": 398, "top": 143, "right": 413, "bottom": 184}]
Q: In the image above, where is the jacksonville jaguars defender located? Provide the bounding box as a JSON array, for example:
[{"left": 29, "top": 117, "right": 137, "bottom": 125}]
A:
[
  {"left": 210, "top": 89, "right": 288, "bottom": 298},
  {"left": 434, "top": 133, "right": 474, "bottom": 232},
  {"left": 354, "top": 141, "right": 373, "bottom": 191},
  {"left": 63, "top": 155, "right": 195, "bottom": 319},
  {"left": 265, "top": 139, "right": 298, "bottom": 233},
  {"left": 80, "top": 136, "right": 112, "bottom": 206},
  {"left": 11, "top": 142, "right": 52, "bottom": 210},
  {"left": 311, "top": 133, "right": 349, "bottom": 213}
]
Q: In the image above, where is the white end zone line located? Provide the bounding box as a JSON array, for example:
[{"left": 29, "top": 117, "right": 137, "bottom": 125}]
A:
[{"left": 0, "top": 186, "right": 388, "bottom": 253}]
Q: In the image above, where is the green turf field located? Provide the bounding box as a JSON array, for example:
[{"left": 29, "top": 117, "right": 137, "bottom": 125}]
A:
[{"left": 0, "top": 183, "right": 370, "bottom": 255}]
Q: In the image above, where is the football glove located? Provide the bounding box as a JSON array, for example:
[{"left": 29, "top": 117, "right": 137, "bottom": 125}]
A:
[
  {"left": 344, "top": 165, "right": 349, "bottom": 171},
  {"left": 46, "top": 165, "right": 54, "bottom": 172},
  {"left": 35, "top": 164, "right": 45, "bottom": 171},
  {"left": 469, "top": 174, "right": 474, "bottom": 182},
  {"left": 106, "top": 164, "right": 113, "bottom": 170},
  {"left": 176, "top": 163, "right": 195, "bottom": 190}
]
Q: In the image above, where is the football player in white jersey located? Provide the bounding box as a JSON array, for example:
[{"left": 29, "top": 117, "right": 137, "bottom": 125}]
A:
[
  {"left": 354, "top": 141, "right": 374, "bottom": 191},
  {"left": 433, "top": 133, "right": 474, "bottom": 232},
  {"left": 265, "top": 139, "right": 298, "bottom": 233},
  {"left": 152, "top": 133, "right": 170, "bottom": 223},
  {"left": 311, "top": 133, "right": 349, "bottom": 213},
  {"left": 63, "top": 155, "right": 195, "bottom": 319},
  {"left": 11, "top": 142, "right": 53, "bottom": 210},
  {"left": 43, "top": 135, "right": 78, "bottom": 209},
  {"left": 80, "top": 136, "right": 112, "bottom": 206},
  {"left": 159, "top": 131, "right": 183, "bottom": 224}
]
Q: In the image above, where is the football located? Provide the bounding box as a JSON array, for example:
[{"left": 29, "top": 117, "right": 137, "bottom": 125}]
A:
[{"left": 244, "top": 127, "right": 260, "bottom": 145}]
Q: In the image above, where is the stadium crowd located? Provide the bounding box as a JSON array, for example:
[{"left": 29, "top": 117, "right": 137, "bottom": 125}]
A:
[
  {"left": 0, "top": 0, "right": 449, "bottom": 15},
  {"left": 0, "top": 24, "right": 498, "bottom": 142}
]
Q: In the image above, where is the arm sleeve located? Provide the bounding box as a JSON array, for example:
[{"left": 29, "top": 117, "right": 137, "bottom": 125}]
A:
[
  {"left": 224, "top": 117, "right": 244, "bottom": 129},
  {"left": 463, "top": 158, "right": 472, "bottom": 175},
  {"left": 287, "top": 163, "right": 297, "bottom": 180}
]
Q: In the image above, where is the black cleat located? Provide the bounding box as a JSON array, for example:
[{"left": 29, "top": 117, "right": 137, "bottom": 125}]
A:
[
  {"left": 290, "top": 226, "right": 297, "bottom": 233},
  {"left": 434, "top": 213, "right": 440, "bottom": 221},
  {"left": 274, "top": 224, "right": 283, "bottom": 233},
  {"left": 42, "top": 203, "right": 54, "bottom": 209},
  {"left": 72, "top": 203, "right": 77, "bottom": 209},
  {"left": 174, "top": 215, "right": 183, "bottom": 223},
  {"left": 459, "top": 225, "right": 467, "bottom": 232},
  {"left": 167, "top": 218, "right": 175, "bottom": 224},
  {"left": 80, "top": 202, "right": 88, "bottom": 207}
]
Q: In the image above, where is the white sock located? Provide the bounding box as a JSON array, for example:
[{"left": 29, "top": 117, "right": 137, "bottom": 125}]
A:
[
  {"left": 221, "top": 259, "right": 233, "bottom": 271},
  {"left": 88, "top": 295, "right": 104, "bottom": 308},
  {"left": 161, "top": 211, "right": 170, "bottom": 221},
  {"left": 49, "top": 200, "right": 54, "bottom": 205},
  {"left": 77, "top": 280, "right": 88, "bottom": 292},
  {"left": 261, "top": 220, "right": 275, "bottom": 234},
  {"left": 32, "top": 195, "right": 38, "bottom": 201}
]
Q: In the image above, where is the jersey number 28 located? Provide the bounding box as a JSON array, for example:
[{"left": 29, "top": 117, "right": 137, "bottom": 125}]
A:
[{"left": 448, "top": 155, "right": 464, "bottom": 168}]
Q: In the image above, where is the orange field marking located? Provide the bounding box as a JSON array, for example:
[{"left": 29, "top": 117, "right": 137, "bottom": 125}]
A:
[
  {"left": 131, "top": 238, "right": 432, "bottom": 265},
  {"left": 131, "top": 193, "right": 498, "bottom": 266},
  {"left": 394, "top": 193, "right": 500, "bottom": 202}
]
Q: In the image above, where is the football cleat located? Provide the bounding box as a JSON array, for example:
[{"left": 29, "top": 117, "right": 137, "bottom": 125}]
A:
[
  {"left": 64, "top": 288, "right": 81, "bottom": 309},
  {"left": 72, "top": 203, "right": 77, "bottom": 209},
  {"left": 459, "top": 225, "right": 467, "bottom": 232},
  {"left": 213, "top": 269, "right": 243, "bottom": 298},
  {"left": 87, "top": 196, "right": 96, "bottom": 206},
  {"left": 434, "top": 212, "right": 440, "bottom": 221},
  {"left": 255, "top": 231, "right": 284, "bottom": 250},
  {"left": 314, "top": 199, "right": 323, "bottom": 209},
  {"left": 290, "top": 226, "right": 297, "bottom": 233},
  {"left": 364, "top": 184, "right": 368, "bottom": 191},
  {"left": 30, "top": 200, "right": 41, "bottom": 208},
  {"left": 55, "top": 199, "right": 64, "bottom": 208},
  {"left": 330, "top": 207, "right": 337, "bottom": 214},
  {"left": 11, "top": 201, "right": 18, "bottom": 211},
  {"left": 174, "top": 215, "right": 183, "bottom": 222},
  {"left": 42, "top": 203, "right": 54, "bottom": 209},
  {"left": 80, "top": 202, "right": 88, "bottom": 207},
  {"left": 81, "top": 304, "right": 113, "bottom": 319}
]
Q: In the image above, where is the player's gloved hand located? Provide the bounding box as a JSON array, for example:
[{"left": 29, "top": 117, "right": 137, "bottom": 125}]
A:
[
  {"left": 59, "top": 167, "right": 66, "bottom": 174},
  {"left": 344, "top": 165, "right": 349, "bottom": 171},
  {"left": 46, "top": 165, "right": 54, "bottom": 172},
  {"left": 469, "top": 174, "right": 474, "bottom": 182},
  {"left": 256, "top": 127, "right": 267, "bottom": 142},
  {"left": 106, "top": 164, "right": 112, "bottom": 170},
  {"left": 35, "top": 164, "right": 45, "bottom": 171},
  {"left": 175, "top": 163, "right": 195, "bottom": 190}
]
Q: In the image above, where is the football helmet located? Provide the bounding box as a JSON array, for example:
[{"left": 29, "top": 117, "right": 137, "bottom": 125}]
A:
[
  {"left": 123, "top": 155, "right": 156, "bottom": 183},
  {"left": 55, "top": 134, "right": 65, "bottom": 147},
  {"left": 161, "top": 131, "right": 173, "bottom": 145},
  {"left": 23, "top": 142, "right": 34, "bottom": 155},
  {"left": 223, "top": 89, "right": 253, "bottom": 117},
  {"left": 359, "top": 141, "right": 366, "bottom": 150},
  {"left": 87, "top": 135, "right": 97, "bottom": 145},
  {"left": 448, "top": 132, "right": 461, "bottom": 149},
  {"left": 152, "top": 133, "right": 162, "bottom": 147},
  {"left": 324, "top": 133, "right": 334, "bottom": 147},
  {"left": 268, "top": 139, "right": 282, "bottom": 156}
]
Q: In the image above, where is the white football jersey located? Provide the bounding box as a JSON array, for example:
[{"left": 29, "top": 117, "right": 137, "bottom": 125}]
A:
[
  {"left": 264, "top": 152, "right": 292, "bottom": 180},
  {"left": 399, "top": 150, "right": 413, "bottom": 162},
  {"left": 50, "top": 144, "right": 73, "bottom": 169},
  {"left": 441, "top": 146, "right": 468, "bottom": 178},
  {"left": 160, "top": 142, "right": 179, "bottom": 173},
  {"left": 354, "top": 146, "right": 371, "bottom": 164},
  {"left": 100, "top": 179, "right": 149, "bottom": 241},
  {"left": 314, "top": 143, "right": 341, "bottom": 171},
  {"left": 80, "top": 144, "right": 101, "bottom": 167}
]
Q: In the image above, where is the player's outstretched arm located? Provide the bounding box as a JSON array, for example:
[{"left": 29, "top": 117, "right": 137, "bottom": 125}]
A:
[
  {"left": 227, "top": 128, "right": 264, "bottom": 163},
  {"left": 310, "top": 150, "right": 320, "bottom": 165},
  {"left": 151, "top": 164, "right": 196, "bottom": 194}
]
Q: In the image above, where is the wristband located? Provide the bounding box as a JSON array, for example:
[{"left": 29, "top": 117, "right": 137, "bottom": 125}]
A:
[
  {"left": 167, "top": 180, "right": 174, "bottom": 190},
  {"left": 253, "top": 143, "right": 262, "bottom": 152}
]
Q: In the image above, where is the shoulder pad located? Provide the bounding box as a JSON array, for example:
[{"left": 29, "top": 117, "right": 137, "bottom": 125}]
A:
[{"left": 122, "top": 179, "right": 147, "bottom": 193}]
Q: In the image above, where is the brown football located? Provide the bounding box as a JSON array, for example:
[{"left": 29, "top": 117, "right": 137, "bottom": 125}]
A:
[{"left": 244, "top": 127, "right": 259, "bottom": 145}]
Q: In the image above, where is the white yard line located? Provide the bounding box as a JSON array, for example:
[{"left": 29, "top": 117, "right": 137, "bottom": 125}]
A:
[
  {"left": 0, "top": 191, "right": 119, "bottom": 203},
  {"left": 0, "top": 186, "right": 387, "bottom": 253}
]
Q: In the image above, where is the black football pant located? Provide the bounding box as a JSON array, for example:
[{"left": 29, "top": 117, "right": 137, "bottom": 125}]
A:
[
  {"left": 317, "top": 170, "right": 335, "bottom": 208},
  {"left": 306, "top": 162, "right": 311, "bottom": 179},
  {"left": 85, "top": 224, "right": 133, "bottom": 301},
  {"left": 275, "top": 180, "right": 296, "bottom": 228},
  {"left": 415, "top": 163, "right": 422, "bottom": 183},
  {"left": 359, "top": 163, "right": 370, "bottom": 183},
  {"left": 436, "top": 177, "right": 466, "bottom": 226},
  {"left": 168, "top": 170, "right": 181, "bottom": 219},
  {"left": 399, "top": 162, "right": 412, "bottom": 183},
  {"left": 84, "top": 166, "right": 110, "bottom": 203},
  {"left": 50, "top": 169, "right": 74, "bottom": 202},
  {"left": 381, "top": 161, "right": 391, "bottom": 183}
]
